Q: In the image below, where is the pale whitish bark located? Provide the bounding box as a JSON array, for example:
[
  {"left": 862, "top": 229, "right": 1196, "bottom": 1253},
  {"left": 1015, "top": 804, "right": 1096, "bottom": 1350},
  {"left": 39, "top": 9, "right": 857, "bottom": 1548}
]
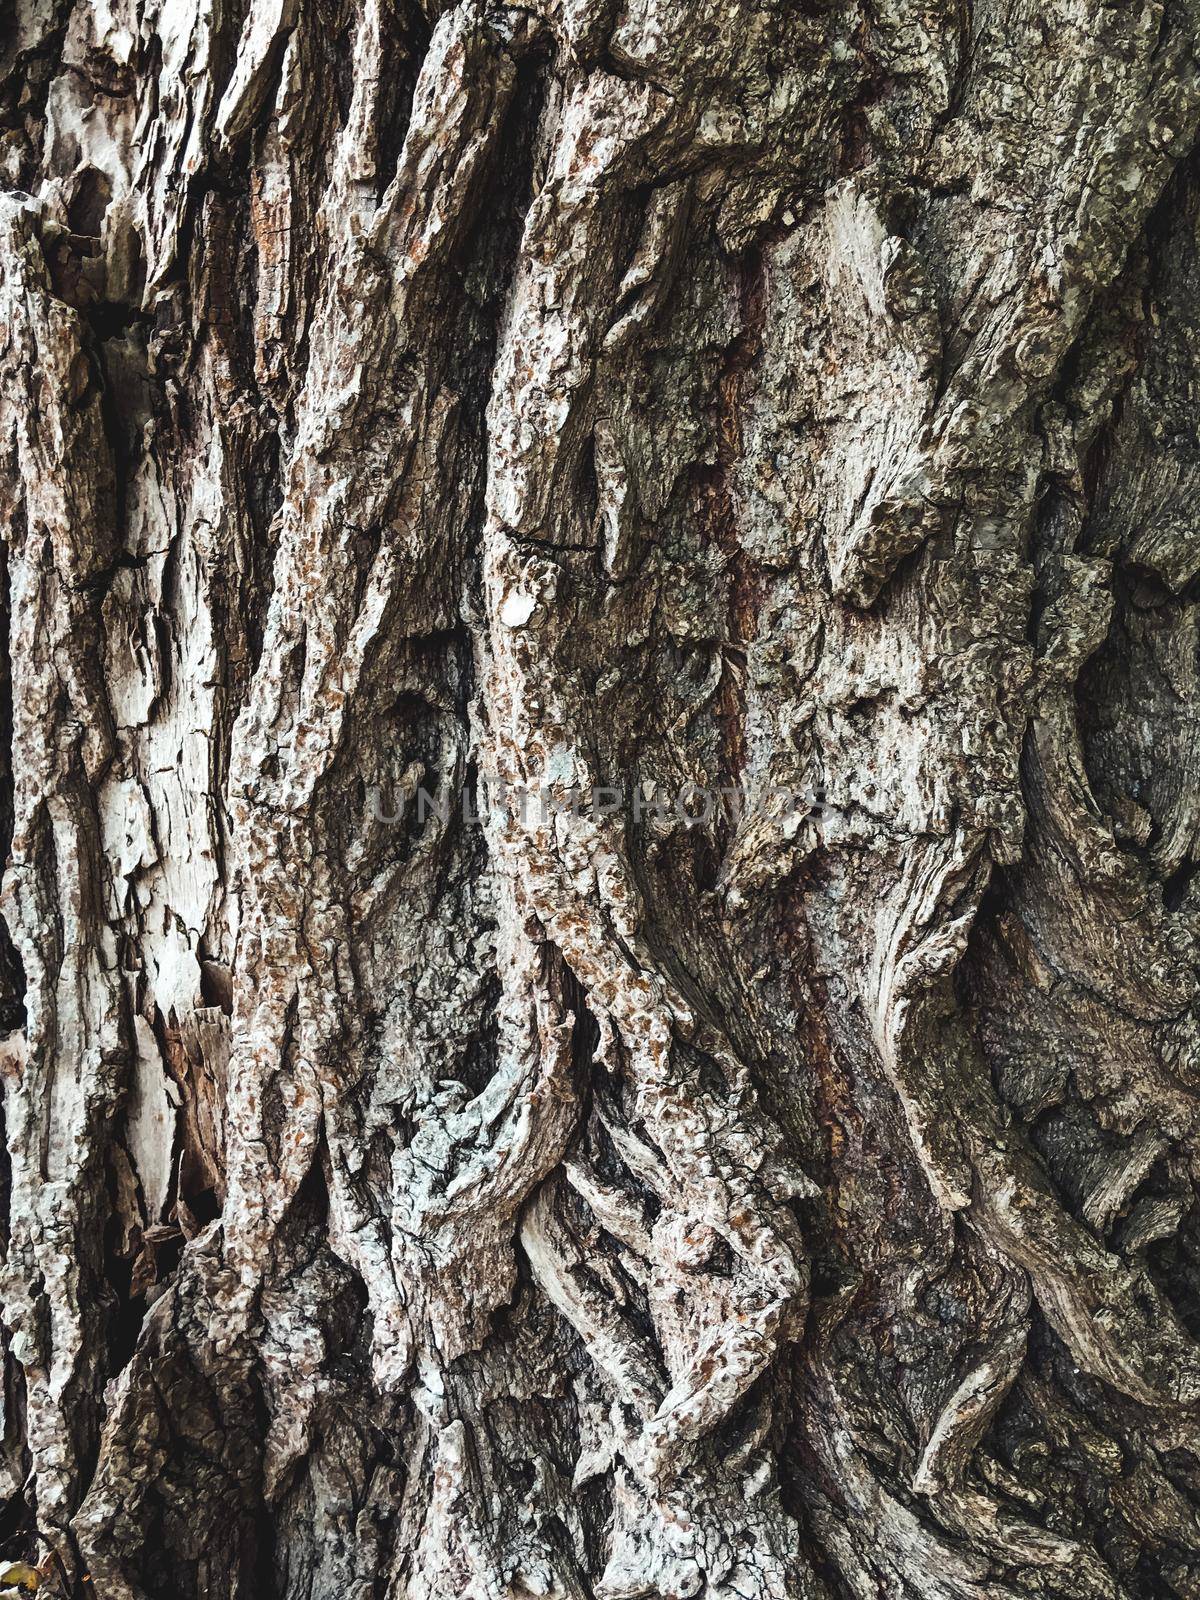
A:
[{"left": 1, "top": 0, "right": 1200, "bottom": 1595}]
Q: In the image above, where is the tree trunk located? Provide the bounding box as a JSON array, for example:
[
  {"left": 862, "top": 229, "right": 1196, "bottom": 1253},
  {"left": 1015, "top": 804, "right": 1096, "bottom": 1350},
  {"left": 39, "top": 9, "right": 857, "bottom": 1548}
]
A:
[{"left": 1, "top": 0, "right": 1200, "bottom": 1594}]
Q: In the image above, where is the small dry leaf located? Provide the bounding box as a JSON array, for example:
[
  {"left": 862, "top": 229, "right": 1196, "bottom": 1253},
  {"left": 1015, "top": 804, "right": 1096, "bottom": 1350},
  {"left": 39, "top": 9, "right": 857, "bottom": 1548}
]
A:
[{"left": 0, "top": 1562, "right": 40, "bottom": 1592}]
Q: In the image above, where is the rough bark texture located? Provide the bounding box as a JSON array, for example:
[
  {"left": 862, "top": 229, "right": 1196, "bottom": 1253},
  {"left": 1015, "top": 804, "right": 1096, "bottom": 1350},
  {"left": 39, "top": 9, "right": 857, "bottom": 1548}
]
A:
[{"left": 2, "top": 0, "right": 1200, "bottom": 1594}]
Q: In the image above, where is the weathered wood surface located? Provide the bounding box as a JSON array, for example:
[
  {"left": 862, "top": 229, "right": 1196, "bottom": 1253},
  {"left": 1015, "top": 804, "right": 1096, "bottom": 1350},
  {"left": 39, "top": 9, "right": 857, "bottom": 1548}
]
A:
[{"left": 3, "top": 0, "right": 1200, "bottom": 1593}]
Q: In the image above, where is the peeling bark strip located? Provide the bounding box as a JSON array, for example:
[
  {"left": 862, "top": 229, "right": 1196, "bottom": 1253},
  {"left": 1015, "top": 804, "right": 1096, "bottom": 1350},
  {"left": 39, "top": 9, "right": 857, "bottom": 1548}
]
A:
[{"left": 2, "top": 0, "right": 1200, "bottom": 1595}]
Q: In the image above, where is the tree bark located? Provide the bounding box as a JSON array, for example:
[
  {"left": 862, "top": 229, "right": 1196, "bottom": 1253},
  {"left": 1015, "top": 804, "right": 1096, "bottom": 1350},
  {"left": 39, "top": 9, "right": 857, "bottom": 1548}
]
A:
[{"left": 2, "top": 0, "right": 1200, "bottom": 1594}]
